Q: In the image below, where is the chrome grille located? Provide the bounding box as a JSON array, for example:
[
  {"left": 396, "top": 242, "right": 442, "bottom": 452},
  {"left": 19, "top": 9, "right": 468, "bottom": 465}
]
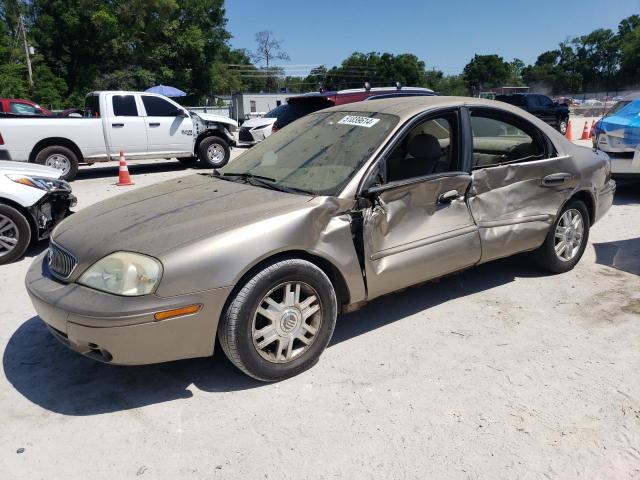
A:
[{"left": 47, "top": 242, "right": 77, "bottom": 279}]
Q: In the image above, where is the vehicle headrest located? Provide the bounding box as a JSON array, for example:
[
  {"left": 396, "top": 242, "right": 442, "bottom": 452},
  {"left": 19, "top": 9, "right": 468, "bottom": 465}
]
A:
[{"left": 407, "top": 134, "right": 441, "bottom": 160}]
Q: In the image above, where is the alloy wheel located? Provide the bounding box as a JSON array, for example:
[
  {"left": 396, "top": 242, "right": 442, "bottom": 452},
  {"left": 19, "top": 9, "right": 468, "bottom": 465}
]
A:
[
  {"left": 252, "top": 282, "right": 323, "bottom": 364},
  {"left": 207, "top": 144, "right": 225, "bottom": 164},
  {"left": 554, "top": 209, "right": 584, "bottom": 262},
  {"left": 0, "top": 214, "right": 19, "bottom": 258},
  {"left": 45, "top": 154, "right": 71, "bottom": 176}
]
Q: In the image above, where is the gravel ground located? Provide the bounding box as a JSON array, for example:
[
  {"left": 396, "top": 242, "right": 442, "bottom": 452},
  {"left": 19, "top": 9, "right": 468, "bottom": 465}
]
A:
[{"left": 0, "top": 146, "right": 639, "bottom": 480}]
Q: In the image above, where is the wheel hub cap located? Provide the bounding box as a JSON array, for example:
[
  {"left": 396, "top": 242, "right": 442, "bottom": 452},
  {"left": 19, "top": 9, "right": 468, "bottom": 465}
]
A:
[
  {"left": 0, "top": 214, "right": 19, "bottom": 258},
  {"left": 252, "top": 282, "right": 322, "bottom": 364},
  {"left": 45, "top": 154, "right": 70, "bottom": 174},
  {"left": 554, "top": 209, "right": 584, "bottom": 262}
]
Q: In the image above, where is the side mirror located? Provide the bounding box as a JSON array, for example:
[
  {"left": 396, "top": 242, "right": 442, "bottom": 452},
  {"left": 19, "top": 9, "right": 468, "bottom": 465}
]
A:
[{"left": 174, "top": 108, "right": 187, "bottom": 118}]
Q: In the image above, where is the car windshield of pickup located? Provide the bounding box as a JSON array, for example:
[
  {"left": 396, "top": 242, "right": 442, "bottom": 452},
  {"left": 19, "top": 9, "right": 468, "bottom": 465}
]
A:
[{"left": 220, "top": 111, "right": 398, "bottom": 196}]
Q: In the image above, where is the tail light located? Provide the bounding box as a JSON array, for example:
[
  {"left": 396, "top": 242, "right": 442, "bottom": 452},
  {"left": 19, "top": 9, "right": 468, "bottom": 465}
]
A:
[
  {"left": 271, "top": 124, "right": 279, "bottom": 134},
  {"left": 0, "top": 133, "right": 4, "bottom": 145}
]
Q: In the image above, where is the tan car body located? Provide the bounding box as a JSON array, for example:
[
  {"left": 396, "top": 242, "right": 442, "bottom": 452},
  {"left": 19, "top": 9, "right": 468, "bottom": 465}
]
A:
[{"left": 26, "top": 97, "right": 615, "bottom": 365}]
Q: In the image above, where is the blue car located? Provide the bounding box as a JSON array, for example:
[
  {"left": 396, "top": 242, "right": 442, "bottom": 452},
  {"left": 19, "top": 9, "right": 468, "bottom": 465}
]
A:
[{"left": 593, "top": 93, "right": 640, "bottom": 178}]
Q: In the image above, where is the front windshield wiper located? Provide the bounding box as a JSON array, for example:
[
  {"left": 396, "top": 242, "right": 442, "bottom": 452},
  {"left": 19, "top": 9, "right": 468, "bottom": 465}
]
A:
[{"left": 214, "top": 172, "right": 314, "bottom": 196}]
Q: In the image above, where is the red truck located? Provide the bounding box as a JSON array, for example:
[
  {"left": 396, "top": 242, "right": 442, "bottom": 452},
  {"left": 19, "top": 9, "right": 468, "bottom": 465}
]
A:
[{"left": 0, "top": 98, "right": 53, "bottom": 117}]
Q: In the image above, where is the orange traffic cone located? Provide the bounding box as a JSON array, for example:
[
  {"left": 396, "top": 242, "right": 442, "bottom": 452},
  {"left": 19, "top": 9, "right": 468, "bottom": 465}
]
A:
[
  {"left": 589, "top": 120, "right": 595, "bottom": 139},
  {"left": 580, "top": 121, "right": 590, "bottom": 140},
  {"left": 565, "top": 119, "right": 573, "bottom": 140},
  {"left": 116, "top": 150, "right": 134, "bottom": 186}
]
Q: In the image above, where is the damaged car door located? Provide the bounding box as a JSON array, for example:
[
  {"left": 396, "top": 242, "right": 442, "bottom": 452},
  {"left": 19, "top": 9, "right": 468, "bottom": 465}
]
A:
[
  {"left": 466, "top": 107, "right": 577, "bottom": 262},
  {"left": 361, "top": 109, "right": 481, "bottom": 300}
]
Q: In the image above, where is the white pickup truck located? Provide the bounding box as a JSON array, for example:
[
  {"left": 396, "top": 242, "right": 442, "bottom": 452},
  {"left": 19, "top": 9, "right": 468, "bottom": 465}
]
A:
[{"left": 0, "top": 91, "right": 238, "bottom": 180}]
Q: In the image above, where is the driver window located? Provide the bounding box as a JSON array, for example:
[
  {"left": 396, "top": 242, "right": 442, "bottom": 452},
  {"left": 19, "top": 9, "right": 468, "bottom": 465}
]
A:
[{"left": 385, "top": 113, "right": 458, "bottom": 183}]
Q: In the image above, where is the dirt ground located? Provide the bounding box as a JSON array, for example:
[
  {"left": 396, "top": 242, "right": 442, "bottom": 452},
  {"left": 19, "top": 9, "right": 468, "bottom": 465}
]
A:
[{"left": 0, "top": 147, "right": 639, "bottom": 479}]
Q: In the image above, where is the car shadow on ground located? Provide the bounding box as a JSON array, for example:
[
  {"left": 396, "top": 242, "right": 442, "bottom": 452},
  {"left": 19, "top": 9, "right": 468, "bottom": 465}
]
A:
[
  {"left": 613, "top": 179, "right": 639, "bottom": 206},
  {"left": 3, "top": 254, "right": 548, "bottom": 416},
  {"left": 74, "top": 159, "right": 195, "bottom": 181},
  {"left": 593, "top": 237, "right": 640, "bottom": 276}
]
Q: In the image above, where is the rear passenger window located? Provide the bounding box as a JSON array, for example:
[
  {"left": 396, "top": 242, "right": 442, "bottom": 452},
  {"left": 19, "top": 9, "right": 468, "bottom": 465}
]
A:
[
  {"left": 142, "top": 96, "right": 178, "bottom": 116},
  {"left": 470, "top": 111, "right": 545, "bottom": 168},
  {"left": 112, "top": 95, "right": 138, "bottom": 116}
]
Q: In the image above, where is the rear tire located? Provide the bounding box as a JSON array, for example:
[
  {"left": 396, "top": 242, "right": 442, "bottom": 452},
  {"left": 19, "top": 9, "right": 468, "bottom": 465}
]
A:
[
  {"left": 34, "top": 145, "right": 79, "bottom": 181},
  {"left": 197, "top": 136, "right": 230, "bottom": 169},
  {"left": 218, "top": 259, "right": 337, "bottom": 382},
  {"left": 533, "top": 199, "right": 589, "bottom": 273},
  {"left": 557, "top": 117, "right": 568, "bottom": 135},
  {"left": 0, "top": 204, "right": 32, "bottom": 265}
]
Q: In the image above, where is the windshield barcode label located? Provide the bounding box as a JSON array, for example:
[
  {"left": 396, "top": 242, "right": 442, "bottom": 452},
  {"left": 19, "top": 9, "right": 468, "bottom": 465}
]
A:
[{"left": 337, "top": 115, "right": 380, "bottom": 128}]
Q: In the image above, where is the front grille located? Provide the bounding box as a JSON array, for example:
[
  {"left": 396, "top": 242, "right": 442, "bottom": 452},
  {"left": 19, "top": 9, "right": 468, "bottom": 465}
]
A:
[
  {"left": 48, "top": 242, "right": 77, "bottom": 279},
  {"left": 239, "top": 127, "right": 254, "bottom": 142}
]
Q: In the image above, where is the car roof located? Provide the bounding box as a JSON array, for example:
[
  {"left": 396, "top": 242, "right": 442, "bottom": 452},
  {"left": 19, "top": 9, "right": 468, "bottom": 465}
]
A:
[
  {"left": 622, "top": 92, "right": 640, "bottom": 101},
  {"left": 322, "top": 95, "right": 536, "bottom": 121}
]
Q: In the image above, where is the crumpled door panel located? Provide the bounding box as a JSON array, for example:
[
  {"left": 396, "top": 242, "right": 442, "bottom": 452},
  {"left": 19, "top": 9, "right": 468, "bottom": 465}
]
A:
[
  {"left": 468, "top": 156, "right": 576, "bottom": 262},
  {"left": 363, "top": 174, "right": 481, "bottom": 299}
]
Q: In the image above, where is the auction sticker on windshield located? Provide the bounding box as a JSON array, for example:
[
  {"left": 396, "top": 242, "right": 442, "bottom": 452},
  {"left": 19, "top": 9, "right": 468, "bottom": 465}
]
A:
[{"left": 337, "top": 115, "right": 381, "bottom": 128}]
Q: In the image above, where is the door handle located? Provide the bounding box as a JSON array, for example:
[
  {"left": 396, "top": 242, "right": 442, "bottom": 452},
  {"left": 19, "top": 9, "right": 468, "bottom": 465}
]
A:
[
  {"left": 112, "top": 123, "right": 124, "bottom": 128},
  {"left": 437, "top": 190, "right": 460, "bottom": 205},
  {"left": 149, "top": 122, "right": 160, "bottom": 127},
  {"left": 542, "top": 173, "right": 572, "bottom": 187}
]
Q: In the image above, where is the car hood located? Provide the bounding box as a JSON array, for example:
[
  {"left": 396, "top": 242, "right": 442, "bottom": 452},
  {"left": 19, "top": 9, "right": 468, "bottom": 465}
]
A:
[
  {"left": 192, "top": 112, "right": 238, "bottom": 127},
  {"left": 0, "top": 160, "right": 62, "bottom": 178},
  {"left": 52, "top": 174, "right": 313, "bottom": 265},
  {"left": 241, "top": 117, "right": 277, "bottom": 128}
]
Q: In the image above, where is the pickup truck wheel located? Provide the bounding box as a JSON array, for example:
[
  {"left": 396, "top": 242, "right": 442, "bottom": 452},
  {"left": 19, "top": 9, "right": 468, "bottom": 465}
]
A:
[
  {"left": 0, "top": 204, "right": 31, "bottom": 265},
  {"left": 533, "top": 199, "right": 589, "bottom": 273},
  {"left": 218, "top": 259, "right": 337, "bottom": 382},
  {"left": 35, "top": 146, "right": 79, "bottom": 181},
  {"left": 198, "top": 136, "right": 230, "bottom": 169}
]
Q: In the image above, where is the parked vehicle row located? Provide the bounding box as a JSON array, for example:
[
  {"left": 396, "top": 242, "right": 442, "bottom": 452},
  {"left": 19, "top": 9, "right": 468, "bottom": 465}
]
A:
[
  {"left": 0, "top": 91, "right": 238, "bottom": 180},
  {"left": 238, "top": 86, "right": 435, "bottom": 146},
  {"left": 25, "top": 96, "right": 614, "bottom": 381}
]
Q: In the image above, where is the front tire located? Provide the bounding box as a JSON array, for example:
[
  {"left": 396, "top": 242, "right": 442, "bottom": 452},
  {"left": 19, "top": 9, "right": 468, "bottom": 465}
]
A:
[
  {"left": 0, "top": 204, "right": 32, "bottom": 265},
  {"left": 218, "top": 259, "right": 337, "bottom": 382},
  {"left": 197, "top": 136, "right": 230, "bottom": 169},
  {"left": 534, "top": 199, "right": 590, "bottom": 273},
  {"left": 34, "top": 145, "right": 79, "bottom": 181}
]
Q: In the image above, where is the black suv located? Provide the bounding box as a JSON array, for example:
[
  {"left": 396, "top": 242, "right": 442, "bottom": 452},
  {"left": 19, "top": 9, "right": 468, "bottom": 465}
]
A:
[{"left": 496, "top": 94, "right": 570, "bottom": 135}]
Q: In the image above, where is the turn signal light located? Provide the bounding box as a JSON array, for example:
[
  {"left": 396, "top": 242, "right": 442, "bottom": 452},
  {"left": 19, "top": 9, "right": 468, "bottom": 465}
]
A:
[{"left": 154, "top": 304, "right": 202, "bottom": 321}]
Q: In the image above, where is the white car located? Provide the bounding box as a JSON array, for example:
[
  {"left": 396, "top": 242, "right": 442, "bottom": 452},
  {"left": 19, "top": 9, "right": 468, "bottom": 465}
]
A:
[
  {"left": 0, "top": 91, "right": 238, "bottom": 180},
  {"left": 0, "top": 161, "right": 76, "bottom": 264}
]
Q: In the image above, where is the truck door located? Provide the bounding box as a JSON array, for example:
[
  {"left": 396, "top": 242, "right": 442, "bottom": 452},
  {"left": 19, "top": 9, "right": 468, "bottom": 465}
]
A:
[
  {"left": 140, "top": 95, "right": 193, "bottom": 157},
  {"left": 361, "top": 109, "right": 481, "bottom": 300},
  {"left": 106, "top": 94, "right": 148, "bottom": 157}
]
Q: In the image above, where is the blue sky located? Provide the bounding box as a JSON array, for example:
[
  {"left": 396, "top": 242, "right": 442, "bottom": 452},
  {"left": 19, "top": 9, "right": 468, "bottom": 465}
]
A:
[{"left": 226, "top": 0, "right": 639, "bottom": 75}]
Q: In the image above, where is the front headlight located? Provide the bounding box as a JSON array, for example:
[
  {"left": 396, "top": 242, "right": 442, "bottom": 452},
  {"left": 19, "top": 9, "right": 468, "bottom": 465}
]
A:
[
  {"left": 77, "top": 252, "right": 162, "bottom": 296},
  {"left": 7, "top": 175, "right": 71, "bottom": 191}
]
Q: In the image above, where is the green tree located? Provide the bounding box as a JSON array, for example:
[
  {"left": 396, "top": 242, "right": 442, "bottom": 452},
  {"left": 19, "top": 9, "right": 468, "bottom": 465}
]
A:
[{"left": 462, "top": 54, "right": 511, "bottom": 92}]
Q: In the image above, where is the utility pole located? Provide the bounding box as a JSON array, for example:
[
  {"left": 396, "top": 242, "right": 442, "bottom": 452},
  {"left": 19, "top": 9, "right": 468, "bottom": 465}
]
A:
[{"left": 19, "top": 16, "right": 33, "bottom": 86}]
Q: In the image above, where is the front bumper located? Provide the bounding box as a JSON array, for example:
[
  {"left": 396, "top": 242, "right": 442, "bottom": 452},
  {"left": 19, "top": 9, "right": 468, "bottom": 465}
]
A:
[
  {"left": 25, "top": 252, "right": 233, "bottom": 365},
  {"left": 29, "top": 190, "right": 76, "bottom": 240}
]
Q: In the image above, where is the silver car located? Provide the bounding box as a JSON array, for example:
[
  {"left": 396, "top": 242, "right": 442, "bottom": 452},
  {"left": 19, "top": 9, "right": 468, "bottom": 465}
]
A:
[{"left": 26, "top": 97, "right": 616, "bottom": 381}]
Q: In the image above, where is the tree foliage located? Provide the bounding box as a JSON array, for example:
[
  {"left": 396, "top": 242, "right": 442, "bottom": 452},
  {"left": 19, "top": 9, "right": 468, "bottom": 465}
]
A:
[{"left": 462, "top": 54, "right": 511, "bottom": 90}]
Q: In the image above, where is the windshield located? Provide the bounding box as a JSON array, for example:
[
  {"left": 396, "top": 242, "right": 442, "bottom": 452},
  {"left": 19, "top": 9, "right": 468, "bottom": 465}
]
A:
[
  {"left": 264, "top": 105, "right": 288, "bottom": 118},
  {"left": 606, "top": 100, "right": 632, "bottom": 117},
  {"left": 221, "top": 111, "right": 399, "bottom": 196}
]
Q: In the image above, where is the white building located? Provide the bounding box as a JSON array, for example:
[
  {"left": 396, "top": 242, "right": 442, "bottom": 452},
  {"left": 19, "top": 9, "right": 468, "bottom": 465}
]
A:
[{"left": 231, "top": 93, "right": 293, "bottom": 123}]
